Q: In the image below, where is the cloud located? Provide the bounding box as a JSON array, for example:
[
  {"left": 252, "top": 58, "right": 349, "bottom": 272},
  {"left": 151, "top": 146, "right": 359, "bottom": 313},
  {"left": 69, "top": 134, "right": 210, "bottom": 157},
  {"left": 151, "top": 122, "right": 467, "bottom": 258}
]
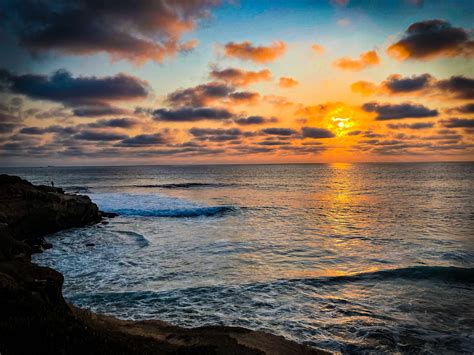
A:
[
  {"left": 301, "top": 127, "right": 335, "bottom": 138},
  {"left": 229, "top": 91, "right": 260, "bottom": 104},
  {"left": 72, "top": 105, "right": 129, "bottom": 117},
  {"left": 350, "top": 81, "right": 379, "bottom": 96},
  {"left": 333, "top": 50, "right": 380, "bottom": 71},
  {"left": 383, "top": 74, "right": 433, "bottom": 93},
  {"left": 351, "top": 74, "right": 473, "bottom": 99},
  {"left": 166, "top": 82, "right": 233, "bottom": 107},
  {"left": 387, "top": 19, "right": 474, "bottom": 61},
  {"left": 436, "top": 76, "right": 474, "bottom": 100},
  {"left": 1, "top": 0, "right": 220, "bottom": 65},
  {"left": 223, "top": 41, "right": 286, "bottom": 63},
  {"left": 278, "top": 77, "right": 298, "bottom": 88},
  {"left": 234, "top": 116, "right": 277, "bottom": 125},
  {"left": 362, "top": 102, "right": 438, "bottom": 120},
  {"left": 19, "top": 125, "right": 77, "bottom": 135},
  {"left": 311, "top": 44, "right": 324, "bottom": 54},
  {"left": 209, "top": 68, "right": 271, "bottom": 87},
  {"left": 74, "top": 131, "right": 128, "bottom": 141},
  {"left": 446, "top": 103, "right": 474, "bottom": 114},
  {"left": 261, "top": 128, "right": 297, "bottom": 136},
  {"left": 0, "top": 69, "right": 149, "bottom": 106},
  {"left": 153, "top": 107, "right": 233, "bottom": 122},
  {"left": 440, "top": 118, "right": 474, "bottom": 128},
  {"left": 189, "top": 127, "right": 242, "bottom": 141},
  {"left": 19, "top": 127, "right": 46, "bottom": 135},
  {"left": 85, "top": 118, "right": 139, "bottom": 129},
  {"left": 387, "top": 122, "right": 435, "bottom": 129},
  {"left": 166, "top": 82, "right": 260, "bottom": 106},
  {"left": 119, "top": 133, "right": 166, "bottom": 146},
  {"left": 0, "top": 123, "right": 20, "bottom": 134}
]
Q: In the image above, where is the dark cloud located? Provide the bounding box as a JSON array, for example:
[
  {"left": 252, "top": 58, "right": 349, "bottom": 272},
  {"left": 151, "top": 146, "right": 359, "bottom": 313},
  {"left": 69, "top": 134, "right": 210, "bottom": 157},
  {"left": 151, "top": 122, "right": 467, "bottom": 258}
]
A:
[
  {"left": 74, "top": 131, "right": 128, "bottom": 141},
  {"left": 19, "top": 127, "right": 44, "bottom": 135},
  {"left": 261, "top": 128, "right": 297, "bottom": 136},
  {"left": 387, "top": 122, "right": 435, "bottom": 129},
  {"left": 387, "top": 19, "right": 474, "bottom": 60},
  {"left": 0, "top": 69, "right": 149, "bottom": 106},
  {"left": 72, "top": 105, "right": 129, "bottom": 117},
  {"left": 436, "top": 76, "right": 474, "bottom": 100},
  {"left": 189, "top": 128, "right": 242, "bottom": 137},
  {"left": 362, "top": 102, "right": 438, "bottom": 120},
  {"left": 229, "top": 91, "right": 260, "bottom": 104},
  {"left": 257, "top": 140, "right": 290, "bottom": 146},
  {"left": 384, "top": 74, "right": 432, "bottom": 93},
  {"left": 447, "top": 103, "right": 474, "bottom": 114},
  {"left": 0, "top": 123, "right": 20, "bottom": 134},
  {"left": 1, "top": 0, "right": 219, "bottom": 64},
  {"left": 189, "top": 127, "right": 242, "bottom": 141},
  {"left": 153, "top": 107, "right": 233, "bottom": 122},
  {"left": 363, "top": 131, "right": 384, "bottom": 138},
  {"left": 440, "top": 118, "right": 474, "bottom": 128},
  {"left": 234, "top": 116, "right": 277, "bottom": 125},
  {"left": 166, "top": 82, "right": 233, "bottom": 107},
  {"left": 301, "top": 127, "right": 335, "bottom": 139},
  {"left": 209, "top": 68, "right": 271, "bottom": 87},
  {"left": 19, "top": 125, "right": 77, "bottom": 135},
  {"left": 351, "top": 74, "right": 474, "bottom": 100},
  {"left": 119, "top": 133, "right": 166, "bottom": 146},
  {"left": 85, "top": 118, "right": 139, "bottom": 129},
  {"left": 347, "top": 130, "right": 362, "bottom": 136}
]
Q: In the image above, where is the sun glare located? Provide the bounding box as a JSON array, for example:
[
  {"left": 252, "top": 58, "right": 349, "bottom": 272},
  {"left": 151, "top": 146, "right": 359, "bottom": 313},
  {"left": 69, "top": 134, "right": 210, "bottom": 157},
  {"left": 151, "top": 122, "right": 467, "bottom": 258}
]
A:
[{"left": 327, "top": 107, "right": 355, "bottom": 136}]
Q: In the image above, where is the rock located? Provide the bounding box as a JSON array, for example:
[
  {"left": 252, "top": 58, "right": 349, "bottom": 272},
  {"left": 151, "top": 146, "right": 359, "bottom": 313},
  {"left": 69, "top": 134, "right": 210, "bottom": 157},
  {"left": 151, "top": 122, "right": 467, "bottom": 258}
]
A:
[
  {"left": 100, "top": 211, "right": 118, "bottom": 218},
  {"left": 0, "top": 174, "right": 101, "bottom": 245}
]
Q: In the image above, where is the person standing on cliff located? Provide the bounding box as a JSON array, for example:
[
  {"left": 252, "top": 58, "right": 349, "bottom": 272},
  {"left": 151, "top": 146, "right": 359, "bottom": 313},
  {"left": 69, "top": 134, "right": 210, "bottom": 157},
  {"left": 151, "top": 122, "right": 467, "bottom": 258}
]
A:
[{"left": 51, "top": 181, "right": 54, "bottom": 188}]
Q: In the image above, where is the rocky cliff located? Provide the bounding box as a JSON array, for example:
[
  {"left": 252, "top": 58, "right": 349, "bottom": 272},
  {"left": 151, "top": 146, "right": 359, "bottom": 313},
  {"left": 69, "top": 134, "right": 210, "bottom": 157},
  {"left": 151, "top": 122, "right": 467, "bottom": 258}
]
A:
[{"left": 0, "top": 175, "right": 327, "bottom": 355}]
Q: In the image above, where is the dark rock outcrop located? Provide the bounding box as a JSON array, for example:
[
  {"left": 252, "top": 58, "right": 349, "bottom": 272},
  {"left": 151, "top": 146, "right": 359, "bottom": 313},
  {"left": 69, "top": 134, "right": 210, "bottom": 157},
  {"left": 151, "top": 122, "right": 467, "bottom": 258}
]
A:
[
  {"left": 0, "top": 175, "right": 101, "bottom": 245},
  {"left": 0, "top": 175, "right": 328, "bottom": 355}
]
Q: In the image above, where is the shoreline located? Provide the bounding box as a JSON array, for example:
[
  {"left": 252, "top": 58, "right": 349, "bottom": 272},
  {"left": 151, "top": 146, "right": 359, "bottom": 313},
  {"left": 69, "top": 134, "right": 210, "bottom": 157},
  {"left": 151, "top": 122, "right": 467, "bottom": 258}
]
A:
[{"left": 0, "top": 174, "right": 327, "bottom": 354}]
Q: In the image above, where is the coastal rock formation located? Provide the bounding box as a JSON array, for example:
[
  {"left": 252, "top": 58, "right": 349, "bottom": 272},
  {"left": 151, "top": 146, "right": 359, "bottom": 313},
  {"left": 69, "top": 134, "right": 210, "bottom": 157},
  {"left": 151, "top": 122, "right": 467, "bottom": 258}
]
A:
[
  {"left": 0, "top": 175, "right": 327, "bottom": 355},
  {"left": 0, "top": 175, "right": 101, "bottom": 249}
]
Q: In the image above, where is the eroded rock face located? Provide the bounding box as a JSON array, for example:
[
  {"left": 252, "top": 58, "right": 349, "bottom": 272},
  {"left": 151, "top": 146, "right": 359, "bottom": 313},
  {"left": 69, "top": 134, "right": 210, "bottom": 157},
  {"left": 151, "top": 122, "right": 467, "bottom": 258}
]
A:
[{"left": 0, "top": 175, "right": 101, "bottom": 246}]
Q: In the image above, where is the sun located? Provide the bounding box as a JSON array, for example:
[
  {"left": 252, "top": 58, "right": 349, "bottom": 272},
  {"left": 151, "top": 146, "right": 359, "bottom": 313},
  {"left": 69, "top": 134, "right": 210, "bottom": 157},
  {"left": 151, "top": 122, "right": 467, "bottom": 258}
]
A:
[{"left": 326, "top": 107, "right": 356, "bottom": 136}]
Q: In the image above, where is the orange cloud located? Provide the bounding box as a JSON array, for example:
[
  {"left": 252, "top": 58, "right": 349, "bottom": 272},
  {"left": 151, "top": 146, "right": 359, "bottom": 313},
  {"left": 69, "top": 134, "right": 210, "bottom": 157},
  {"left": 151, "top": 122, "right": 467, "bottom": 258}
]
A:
[
  {"left": 311, "top": 44, "right": 324, "bottom": 54},
  {"left": 333, "top": 50, "right": 380, "bottom": 71},
  {"left": 223, "top": 41, "right": 287, "bottom": 63},
  {"left": 210, "top": 68, "right": 272, "bottom": 87},
  {"left": 278, "top": 77, "right": 299, "bottom": 88},
  {"left": 350, "top": 81, "right": 378, "bottom": 95}
]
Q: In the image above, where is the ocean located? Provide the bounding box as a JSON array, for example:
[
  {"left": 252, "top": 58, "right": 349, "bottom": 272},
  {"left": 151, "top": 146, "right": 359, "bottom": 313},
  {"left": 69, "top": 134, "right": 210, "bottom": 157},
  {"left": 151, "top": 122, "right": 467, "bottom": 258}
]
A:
[{"left": 2, "top": 163, "right": 473, "bottom": 353}]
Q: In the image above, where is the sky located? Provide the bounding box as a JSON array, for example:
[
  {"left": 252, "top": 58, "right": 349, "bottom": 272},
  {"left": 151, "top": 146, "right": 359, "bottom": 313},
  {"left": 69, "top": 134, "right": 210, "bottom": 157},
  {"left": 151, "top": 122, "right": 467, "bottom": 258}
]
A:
[{"left": 0, "top": 0, "right": 473, "bottom": 166}]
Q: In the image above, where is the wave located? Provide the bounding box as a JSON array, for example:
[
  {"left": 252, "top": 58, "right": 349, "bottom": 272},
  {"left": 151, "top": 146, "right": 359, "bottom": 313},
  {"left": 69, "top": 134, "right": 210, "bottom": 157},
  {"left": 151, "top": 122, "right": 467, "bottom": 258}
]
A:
[
  {"left": 294, "top": 266, "right": 474, "bottom": 286},
  {"left": 116, "top": 230, "right": 150, "bottom": 247},
  {"left": 111, "top": 206, "right": 236, "bottom": 218},
  {"left": 89, "top": 192, "right": 238, "bottom": 218}
]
